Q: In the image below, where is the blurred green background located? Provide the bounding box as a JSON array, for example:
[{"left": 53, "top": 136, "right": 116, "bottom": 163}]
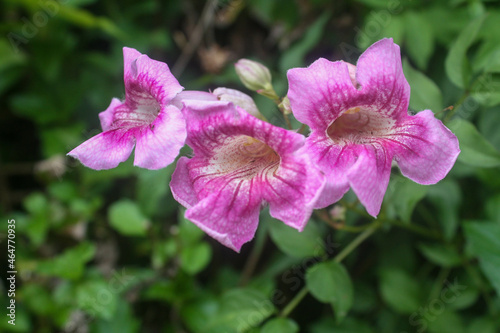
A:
[{"left": 1, "top": 0, "right": 500, "bottom": 332}]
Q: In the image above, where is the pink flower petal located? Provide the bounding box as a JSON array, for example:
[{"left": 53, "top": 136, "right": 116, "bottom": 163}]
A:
[
  {"left": 123, "top": 48, "right": 183, "bottom": 106},
  {"left": 98, "top": 98, "right": 122, "bottom": 131},
  {"left": 185, "top": 188, "right": 261, "bottom": 252},
  {"left": 134, "top": 105, "right": 187, "bottom": 169},
  {"left": 171, "top": 100, "right": 325, "bottom": 251},
  {"left": 123, "top": 47, "right": 142, "bottom": 78},
  {"left": 265, "top": 155, "right": 325, "bottom": 230},
  {"left": 347, "top": 144, "right": 393, "bottom": 217},
  {"left": 67, "top": 129, "right": 135, "bottom": 170},
  {"left": 170, "top": 90, "right": 218, "bottom": 110},
  {"left": 355, "top": 38, "right": 410, "bottom": 120},
  {"left": 287, "top": 58, "right": 360, "bottom": 131},
  {"left": 392, "top": 110, "right": 460, "bottom": 184},
  {"left": 286, "top": 38, "right": 458, "bottom": 217},
  {"left": 170, "top": 156, "right": 200, "bottom": 208},
  {"left": 305, "top": 133, "right": 354, "bottom": 208}
]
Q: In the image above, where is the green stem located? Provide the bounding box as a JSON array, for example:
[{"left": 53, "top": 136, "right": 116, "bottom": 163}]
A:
[
  {"left": 443, "top": 88, "right": 470, "bottom": 123},
  {"left": 279, "top": 286, "right": 309, "bottom": 318},
  {"left": 388, "top": 219, "right": 442, "bottom": 240},
  {"left": 279, "top": 224, "right": 379, "bottom": 317},
  {"left": 239, "top": 223, "right": 268, "bottom": 286},
  {"left": 428, "top": 267, "right": 451, "bottom": 301},
  {"left": 315, "top": 208, "right": 378, "bottom": 233},
  {"left": 464, "top": 260, "right": 496, "bottom": 316},
  {"left": 333, "top": 223, "right": 379, "bottom": 263}
]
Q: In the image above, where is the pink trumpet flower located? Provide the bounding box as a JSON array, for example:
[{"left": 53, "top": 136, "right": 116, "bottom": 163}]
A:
[
  {"left": 68, "top": 47, "right": 186, "bottom": 170},
  {"left": 170, "top": 100, "right": 325, "bottom": 252},
  {"left": 287, "top": 38, "right": 460, "bottom": 217}
]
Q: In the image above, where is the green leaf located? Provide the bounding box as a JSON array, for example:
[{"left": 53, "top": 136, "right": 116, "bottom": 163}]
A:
[
  {"left": 279, "top": 11, "right": 330, "bottom": 72},
  {"left": 385, "top": 175, "right": 428, "bottom": 223},
  {"left": 0, "top": 38, "right": 26, "bottom": 72},
  {"left": 23, "top": 192, "right": 51, "bottom": 246},
  {"left": 206, "top": 288, "right": 275, "bottom": 333},
  {"left": 180, "top": 211, "right": 206, "bottom": 245},
  {"left": 41, "top": 125, "right": 85, "bottom": 157},
  {"left": 181, "top": 294, "right": 219, "bottom": 333},
  {"left": 310, "top": 317, "right": 374, "bottom": 333},
  {"left": 448, "top": 287, "right": 479, "bottom": 311},
  {"left": 261, "top": 318, "right": 299, "bottom": 333},
  {"left": 470, "top": 73, "right": 500, "bottom": 107},
  {"left": 48, "top": 181, "right": 78, "bottom": 203},
  {"left": 472, "top": 41, "right": 500, "bottom": 74},
  {"left": 467, "top": 318, "right": 497, "bottom": 333},
  {"left": 445, "top": 15, "right": 486, "bottom": 88},
  {"left": 479, "top": 105, "right": 500, "bottom": 151},
  {"left": 427, "top": 310, "right": 464, "bottom": 333},
  {"left": 108, "top": 200, "right": 149, "bottom": 236},
  {"left": 447, "top": 118, "right": 500, "bottom": 167},
  {"left": 306, "top": 261, "right": 353, "bottom": 322},
  {"left": 268, "top": 216, "right": 325, "bottom": 258},
  {"left": 76, "top": 279, "right": 118, "bottom": 320},
  {"left": 180, "top": 243, "right": 212, "bottom": 275},
  {"left": 37, "top": 242, "right": 96, "bottom": 280},
  {"left": 151, "top": 239, "right": 177, "bottom": 269},
  {"left": 404, "top": 12, "right": 434, "bottom": 70},
  {"left": 357, "top": 12, "right": 405, "bottom": 50},
  {"left": 427, "top": 180, "right": 462, "bottom": 240},
  {"left": 10, "top": 93, "right": 61, "bottom": 125},
  {"left": 379, "top": 268, "right": 421, "bottom": 314},
  {"left": 136, "top": 165, "right": 174, "bottom": 217},
  {"left": 464, "top": 221, "right": 500, "bottom": 296},
  {"left": 90, "top": 300, "right": 140, "bottom": 333},
  {"left": 22, "top": 284, "right": 56, "bottom": 316},
  {"left": 403, "top": 59, "right": 443, "bottom": 113},
  {"left": 485, "top": 194, "right": 500, "bottom": 223},
  {"left": 354, "top": 0, "right": 400, "bottom": 8},
  {"left": 418, "top": 243, "right": 462, "bottom": 267}
]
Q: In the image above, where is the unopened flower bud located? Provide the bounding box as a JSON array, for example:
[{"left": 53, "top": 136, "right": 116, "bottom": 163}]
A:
[
  {"left": 329, "top": 205, "right": 346, "bottom": 222},
  {"left": 213, "top": 87, "right": 263, "bottom": 119},
  {"left": 235, "top": 59, "right": 278, "bottom": 99},
  {"left": 279, "top": 96, "right": 292, "bottom": 115}
]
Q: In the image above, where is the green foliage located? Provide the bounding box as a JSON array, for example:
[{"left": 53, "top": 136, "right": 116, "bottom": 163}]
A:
[
  {"left": 36, "top": 242, "right": 96, "bottom": 280},
  {"left": 464, "top": 221, "right": 500, "bottom": 296},
  {"left": 4, "top": 0, "right": 500, "bottom": 332},
  {"left": 445, "top": 15, "right": 486, "bottom": 89},
  {"left": 268, "top": 217, "right": 325, "bottom": 258},
  {"left": 203, "top": 288, "right": 276, "bottom": 333},
  {"left": 448, "top": 118, "right": 500, "bottom": 167},
  {"left": 260, "top": 318, "right": 299, "bottom": 333},
  {"left": 417, "top": 242, "right": 462, "bottom": 267},
  {"left": 379, "top": 268, "right": 421, "bottom": 314},
  {"left": 306, "top": 261, "right": 353, "bottom": 322},
  {"left": 403, "top": 59, "right": 443, "bottom": 113},
  {"left": 108, "top": 200, "right": 149, "bottom": 236},
  {"left": 384, "top": 175, "right": 428, "bottom": 223}
]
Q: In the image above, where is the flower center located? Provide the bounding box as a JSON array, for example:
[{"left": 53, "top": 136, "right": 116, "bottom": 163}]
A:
[
  {"left": 210, "top": 136, "right": 280, "bottom": 180},
  {"left": 327, "top": 107, "right": 393, "bottom": 145},
  {"left": 112, "top": 91, "right": 161, "bottom": 128},
  {"left": 239, "top": 137, "right": 277, "bottom": 159}
]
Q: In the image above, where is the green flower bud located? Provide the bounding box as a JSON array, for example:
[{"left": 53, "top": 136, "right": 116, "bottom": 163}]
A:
[
  {"left": 213, "top": 87, "right": 264, "bottom": 119},
  {"left": 235, "top": 59, "right": 278, "bottom": 100},
  {"left": 279, "top": 96, "right": 292, "bottom": 115}
]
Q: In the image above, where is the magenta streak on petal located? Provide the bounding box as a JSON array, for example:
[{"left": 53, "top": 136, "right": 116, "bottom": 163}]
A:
[
  {"left": 171, "top": 101, "right": 325, "bottom": 252},
  {"left": 68, "top": 47, "right": 186, "bottom": 170},
  {"left": 287, "top": 38, "right": 459, "bottom": 217}
]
